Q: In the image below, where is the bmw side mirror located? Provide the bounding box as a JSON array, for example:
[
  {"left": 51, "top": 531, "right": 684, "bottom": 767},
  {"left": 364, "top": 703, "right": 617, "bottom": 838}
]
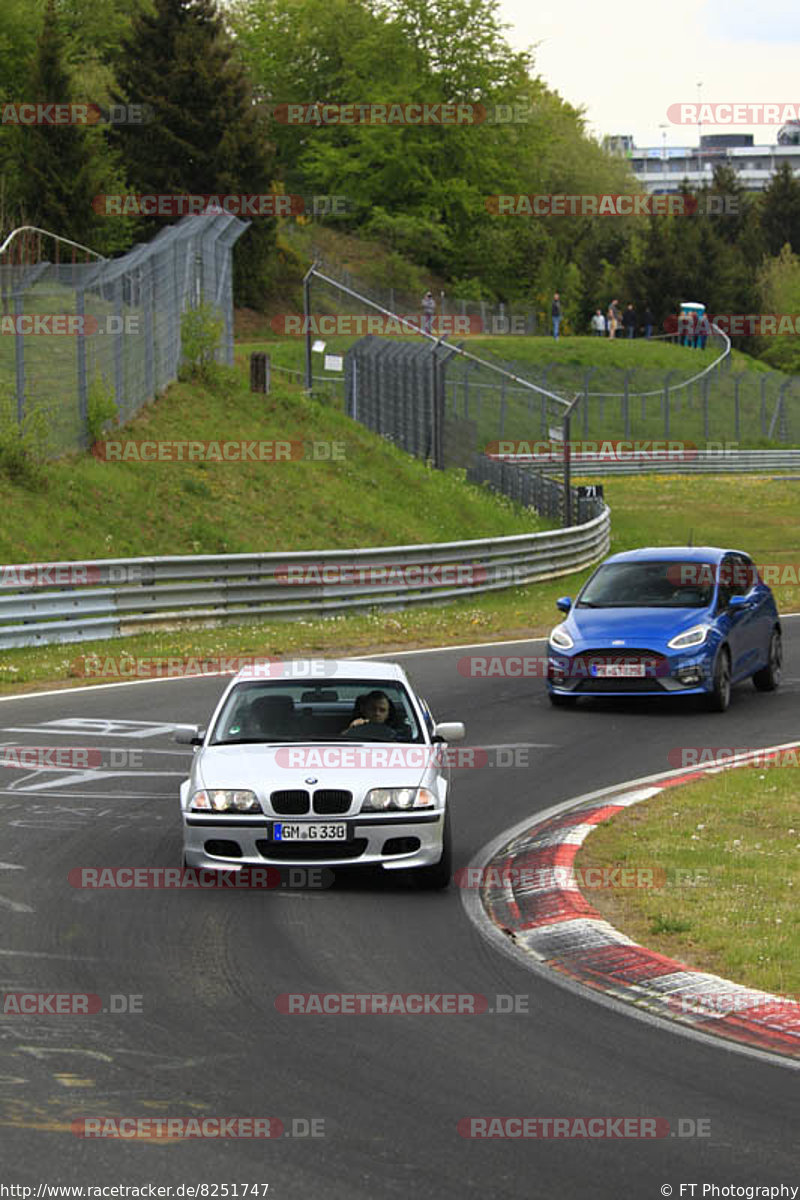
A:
[
  {"left": 432, "top": 722, "right": 465, "bottom": 742},
  {"left": 728, "top": 595, "right": 749, "bottom": 610},
  {"left": 174, "top": 725, "right": 205, "bottom": 746},
  {"left": 556, "top": 596, "right": 572, "bottom": 613}
]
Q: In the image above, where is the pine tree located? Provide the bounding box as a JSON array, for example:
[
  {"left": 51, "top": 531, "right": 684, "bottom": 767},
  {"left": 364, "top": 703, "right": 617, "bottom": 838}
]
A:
[
  {"left": 113, "top": 0, "right": 276, "bottom": 307},
  {"left": 760, "top": 162, "right": 800, "bottom": 256},
  {"left": 15, "top": 0, "right": 103, "bottom": 247}
]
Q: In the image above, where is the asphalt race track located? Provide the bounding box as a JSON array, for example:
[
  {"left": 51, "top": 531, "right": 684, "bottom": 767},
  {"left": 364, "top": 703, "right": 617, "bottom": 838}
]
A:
[{"left": 2, "top": 622, "right": 799, "bottom": 1198}]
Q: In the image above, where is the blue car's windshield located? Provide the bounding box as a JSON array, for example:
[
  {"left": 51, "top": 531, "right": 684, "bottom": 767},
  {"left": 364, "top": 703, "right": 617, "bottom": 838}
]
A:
[{"left": 578, "top": 561, "right": 715, "bottom": 608}]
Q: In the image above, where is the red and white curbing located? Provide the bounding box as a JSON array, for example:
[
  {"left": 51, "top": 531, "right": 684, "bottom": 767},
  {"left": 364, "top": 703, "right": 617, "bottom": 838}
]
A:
[{"left": 478, "top": 746, "right": 800, "bottom": 1059}]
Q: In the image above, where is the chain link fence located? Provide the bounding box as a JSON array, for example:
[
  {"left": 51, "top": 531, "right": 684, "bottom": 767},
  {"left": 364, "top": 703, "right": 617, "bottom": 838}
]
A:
[{"left": 0, "top": 212, "right": 249, "bottom": 455}]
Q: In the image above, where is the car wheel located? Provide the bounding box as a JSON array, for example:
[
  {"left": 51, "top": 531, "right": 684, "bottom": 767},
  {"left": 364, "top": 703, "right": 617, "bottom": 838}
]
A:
[
  {"left": 753, "top": 628, "right": 782, "bottom": 692},
  {"left": 548, "top": 691, "right": 577, "bottom": 708},
  {"left": 409, "top": 811, "right": 452, "bottom": 890},
  {"left": 707, "top": 647, "right": 731, "bottom": 712}
]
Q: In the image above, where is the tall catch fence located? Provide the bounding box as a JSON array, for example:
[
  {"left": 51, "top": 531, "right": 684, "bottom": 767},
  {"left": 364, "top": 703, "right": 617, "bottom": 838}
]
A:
[
  {"left": 0, "top": 212, "right": 249, "bottom": 455},
  {"left": 301, "top": 260, "right": 799, "bottom": 446}
]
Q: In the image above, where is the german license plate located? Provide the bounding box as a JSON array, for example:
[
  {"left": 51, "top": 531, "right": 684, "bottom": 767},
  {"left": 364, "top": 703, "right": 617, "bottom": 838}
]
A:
[
  {"left": 274, "top": 823, "right": 347, "bottom": 842},
  {"left": 593, "top": 663, "right": 646, "bottom": 678}
]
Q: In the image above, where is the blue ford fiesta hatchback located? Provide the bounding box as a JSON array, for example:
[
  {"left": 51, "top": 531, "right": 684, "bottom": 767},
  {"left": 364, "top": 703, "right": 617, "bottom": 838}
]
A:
[{"left": 546, "top": 547, "right": 782, "bottom": 712}]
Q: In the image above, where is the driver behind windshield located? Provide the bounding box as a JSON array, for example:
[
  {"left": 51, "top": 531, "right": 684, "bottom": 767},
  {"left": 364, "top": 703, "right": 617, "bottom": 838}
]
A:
[{"left": 341, "top": 690, "right": 402, "bottom": 741}]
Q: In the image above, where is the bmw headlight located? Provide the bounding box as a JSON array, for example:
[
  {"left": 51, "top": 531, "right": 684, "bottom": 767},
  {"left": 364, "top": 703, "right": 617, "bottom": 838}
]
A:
[
  {"left": 549, "top": 625, "right": 574, "bottom": 650},
  {"left": 363, "top": 787, "right": 436, "bottom": 811},
  {"left": 190, "top": 789, "right": 262, "bottom": 813},
  {"left": 667, "top": 625, "right": 710, "bottom": 651}
]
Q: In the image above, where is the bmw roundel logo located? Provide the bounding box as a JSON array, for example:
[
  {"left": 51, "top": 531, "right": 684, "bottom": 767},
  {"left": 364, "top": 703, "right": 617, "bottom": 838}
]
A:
[{"left": 305, "top": 777, "right": 318, "bottom": 785}]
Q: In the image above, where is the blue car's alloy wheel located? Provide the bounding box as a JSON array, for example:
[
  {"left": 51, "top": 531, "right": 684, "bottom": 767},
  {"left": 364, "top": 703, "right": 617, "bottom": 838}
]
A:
[
  {"left": 708, "top": 647, "right": 731, "bottom": 712},
  {"left": 753, "top": 628, "right": 782, "bottom": 692}
]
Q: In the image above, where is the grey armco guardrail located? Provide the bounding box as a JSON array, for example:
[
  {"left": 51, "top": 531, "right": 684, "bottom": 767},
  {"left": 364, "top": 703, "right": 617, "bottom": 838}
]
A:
[
  {"left": 505, "top": 450, "right": 800, "bottom": 475},
  {"left": 0, "top": 511, "right": 610, "bottom": 650}
]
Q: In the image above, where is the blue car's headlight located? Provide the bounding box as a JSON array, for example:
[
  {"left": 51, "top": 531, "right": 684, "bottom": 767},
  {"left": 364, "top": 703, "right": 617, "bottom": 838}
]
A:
[
  {"left": 549, "top": 625, "right": 574, "bottom": 650},
  {"left": 667, "top": 625, "right": 710, "bottom": 651}
]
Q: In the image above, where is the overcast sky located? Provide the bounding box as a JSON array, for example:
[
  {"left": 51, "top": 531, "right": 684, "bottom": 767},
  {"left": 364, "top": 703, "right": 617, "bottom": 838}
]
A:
[{"left": 499, "top": 0, "right": 800, "bottom": 149}]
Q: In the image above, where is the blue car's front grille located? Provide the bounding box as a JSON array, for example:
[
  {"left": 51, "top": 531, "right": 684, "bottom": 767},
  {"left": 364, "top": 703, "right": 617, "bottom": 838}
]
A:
[{"left": 576, "top": 677, "right": 667, "bottom": 693}]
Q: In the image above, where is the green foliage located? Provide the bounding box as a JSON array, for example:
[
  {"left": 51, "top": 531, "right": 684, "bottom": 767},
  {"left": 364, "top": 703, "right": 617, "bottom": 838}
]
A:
[
  {"left": 180, "top": 303, "right": 224, "bottom": 383},
  {"left": 86, "top": 372, "right": 118, "bottom": 444},
  {"left": 0, "top": 395, "right": 51, "bottom": 489},
  {"left": 113, "top": 0, "right": 276, "bottom": 307}
]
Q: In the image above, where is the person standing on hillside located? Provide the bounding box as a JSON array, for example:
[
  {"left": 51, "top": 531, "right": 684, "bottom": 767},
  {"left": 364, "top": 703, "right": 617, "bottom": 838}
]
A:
[
  {"left": 623, "top": 303, "right": 637, "bottom": 339},
  {"left": 643, "top": 306, "right": 654, "bottom": 339},
  {"left": 551, "top": 291, "right": 562, "bottom": 339},
  {"left": 607, "top": 299, "right": 621, "bottom": 338},
  {"left": 591, "top": 308, "right": 606, "bottom": 336},
  {"left": 421, "top": 290, "right": 436, "bottom": 334}
]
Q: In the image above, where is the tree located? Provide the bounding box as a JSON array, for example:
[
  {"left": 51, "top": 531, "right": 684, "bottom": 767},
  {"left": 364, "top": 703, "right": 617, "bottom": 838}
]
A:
[
  {"left": 760, "top": 162, "right": 800, "bottom": 256},
  {"left": 14, "top": 0, "right": 105, "bottom": 247},
  {"left": 114, "top": 0, "right": 276, "bottom": 306}
]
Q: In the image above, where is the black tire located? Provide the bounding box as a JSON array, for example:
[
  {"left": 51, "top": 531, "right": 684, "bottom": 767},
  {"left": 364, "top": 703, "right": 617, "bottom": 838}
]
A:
[
  {"left": 410, "top": 811, "right": 452, "bottom": 890},
  {"left": 753, "top": 628, "right": 782, "bottom": 692},
  {"left": 548, "top": 691, "right": 577, "bottom": 708},
  {"left": 707, "top": 647, "right": 731, "bottom": 712}
]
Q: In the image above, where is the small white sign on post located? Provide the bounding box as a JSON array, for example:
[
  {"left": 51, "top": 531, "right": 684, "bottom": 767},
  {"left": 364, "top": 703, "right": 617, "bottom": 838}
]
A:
[
  {"left": 324, "top": 355, "right": 344, "bottom": 372},
  {"left": 548, "top": 426, "right": 564, "bottom": 442}
]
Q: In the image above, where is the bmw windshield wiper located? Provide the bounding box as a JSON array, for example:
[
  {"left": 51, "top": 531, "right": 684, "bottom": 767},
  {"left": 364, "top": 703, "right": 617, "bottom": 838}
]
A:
[{"left": 210, "top": 737, "right": 294, "bottom": 745}]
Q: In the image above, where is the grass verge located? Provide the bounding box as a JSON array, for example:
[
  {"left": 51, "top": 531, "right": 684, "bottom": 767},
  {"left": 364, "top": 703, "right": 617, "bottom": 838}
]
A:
[
  {"left": 573, "top": 764, "right": 800, "bottom": 995},
  {"left": 1, "top": 470, "right": 798, "bottom": 694}
]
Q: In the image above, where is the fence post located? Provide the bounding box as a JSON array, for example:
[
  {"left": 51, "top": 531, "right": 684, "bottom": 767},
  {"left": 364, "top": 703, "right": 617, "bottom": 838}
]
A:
[
  {"left": 303, "top": 265, "right": 313, "bottom": 392},
  {"left": 583, "top": 367, "right": 595, "bottom": 437},
  {"left": 733, "top": 374, "right": 741, "bottom": 442},
  {"left": 702, "top": 375, "right": 710, "bottom": 442},
  {"left": 663, "top": 370, "right": 677, "bottom": 439},
  {"left": 622, "top": 369, "right": 633, "bottom": 439},
  {"left": 760, "top": 373, "right": 773, "bottom": 437},
  {"left": 76, "top": 287, "right": 89, "bottom": 443},
  {"left": 13, "top": 291, "right": 25, "bottom": 424}
]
